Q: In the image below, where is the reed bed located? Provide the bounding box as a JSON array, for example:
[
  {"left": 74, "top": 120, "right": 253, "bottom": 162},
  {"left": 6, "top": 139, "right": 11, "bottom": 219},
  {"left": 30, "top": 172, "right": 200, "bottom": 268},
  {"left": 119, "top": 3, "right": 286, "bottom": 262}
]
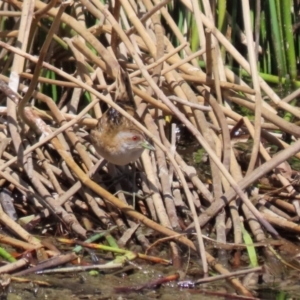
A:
[{"left": 0, "top": 0, "right": 299, "bottom": 297}]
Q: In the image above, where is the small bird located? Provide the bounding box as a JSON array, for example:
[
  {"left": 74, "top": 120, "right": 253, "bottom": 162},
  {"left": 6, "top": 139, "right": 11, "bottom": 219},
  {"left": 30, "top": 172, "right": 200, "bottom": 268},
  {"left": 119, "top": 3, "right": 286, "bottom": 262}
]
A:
[
  {"left": 90, "top": 68, "right": 154, "bottom": 166},
  {"left": 90, "top": 102, "right": 154, "bottom": 166}
]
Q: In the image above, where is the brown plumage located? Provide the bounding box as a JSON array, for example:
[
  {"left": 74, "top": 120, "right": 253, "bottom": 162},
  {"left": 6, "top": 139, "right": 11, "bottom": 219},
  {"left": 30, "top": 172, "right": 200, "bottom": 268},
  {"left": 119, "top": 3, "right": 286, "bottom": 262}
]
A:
[{"left": 90, "top": 68, "right": 154, "bottom": 165}]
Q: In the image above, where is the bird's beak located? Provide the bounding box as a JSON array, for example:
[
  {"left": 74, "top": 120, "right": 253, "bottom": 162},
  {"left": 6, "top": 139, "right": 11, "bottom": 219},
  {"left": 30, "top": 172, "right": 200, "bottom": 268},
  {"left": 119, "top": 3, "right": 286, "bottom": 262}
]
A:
[{"left": 141, "top": 140, "right": 155, "bottom": 151}]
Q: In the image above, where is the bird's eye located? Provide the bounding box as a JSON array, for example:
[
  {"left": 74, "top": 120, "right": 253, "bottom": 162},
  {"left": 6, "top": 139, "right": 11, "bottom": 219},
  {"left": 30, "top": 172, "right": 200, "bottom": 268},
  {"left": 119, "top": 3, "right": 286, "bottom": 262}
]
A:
[{"left": 132, "top": 135, "right": 141, "bottom": 141}]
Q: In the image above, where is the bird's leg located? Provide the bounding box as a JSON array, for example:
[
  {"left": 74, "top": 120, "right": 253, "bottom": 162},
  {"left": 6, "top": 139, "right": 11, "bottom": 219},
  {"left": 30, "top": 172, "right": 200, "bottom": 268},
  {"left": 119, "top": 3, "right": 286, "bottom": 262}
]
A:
[
  {"left": 105, "top": 164, "right": 126, "bottom": 187},
  {"left": 132, "top": 163, "right": 136, "bottom": 209}
]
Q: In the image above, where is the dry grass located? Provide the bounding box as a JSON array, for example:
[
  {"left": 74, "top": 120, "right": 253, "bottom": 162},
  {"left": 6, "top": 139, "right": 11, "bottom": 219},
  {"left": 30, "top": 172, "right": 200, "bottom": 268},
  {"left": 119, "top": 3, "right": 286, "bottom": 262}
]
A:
[{"left": 0, "top": 0, "right": 300, "bottom": 296}]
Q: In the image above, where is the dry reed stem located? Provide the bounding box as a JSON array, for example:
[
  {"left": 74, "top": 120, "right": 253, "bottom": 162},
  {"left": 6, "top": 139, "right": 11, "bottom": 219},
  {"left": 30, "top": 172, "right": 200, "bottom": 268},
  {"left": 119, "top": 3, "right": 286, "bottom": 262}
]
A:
[
  {"left": 241, "top": 0, "right": 262, "bottom": 175},
  {"left": 1, "top": 0, "right": 300, "bottom": 296}
]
